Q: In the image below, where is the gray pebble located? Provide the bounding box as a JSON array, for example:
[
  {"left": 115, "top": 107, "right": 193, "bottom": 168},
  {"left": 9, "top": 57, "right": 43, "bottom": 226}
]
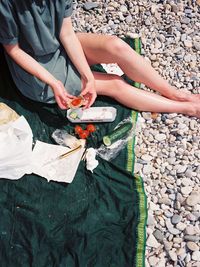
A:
[
  {"left": 177, "top": 165, "right": 187, "bottom": 174},
  {"left": 194, "top": 41, "right": 200, "bottom": 51},
  {"left": 145, "top": 19, "right": 151, "bottom": 26},
  {"left": 171, "top": 214, "right": 182, "bottom": 224},
  {"left": 171, "top": 4, "right": 179, "bottom": 13},
  {"left": 153, "top": 229, "right": 164, "bottom": 242},
  {"left": 83, "top": 2, "right": 99, "bottom": 11},
  {"left": 125, "top": 15, "right": 132, "bottom": 23},
  {"left": 184, "top": 235, "right": 200, "bottom": 242},
  {"left": 166, "top": 220, "right": 180, "bottom": 235},
  {"left": 181, "top": 18, "right": 191, "bottom": 24}
]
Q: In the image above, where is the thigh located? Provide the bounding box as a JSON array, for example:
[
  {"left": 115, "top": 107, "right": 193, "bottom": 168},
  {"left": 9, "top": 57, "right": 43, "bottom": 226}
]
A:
[{"left": 76, "top": 33, "right": 118, "bottom": 66}]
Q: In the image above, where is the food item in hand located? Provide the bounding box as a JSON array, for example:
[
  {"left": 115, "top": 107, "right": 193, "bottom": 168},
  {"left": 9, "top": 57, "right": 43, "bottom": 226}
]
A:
[
  {"left": 75, "top": 125, "right": 83, "bottom": 135},
  {"left": 68, "top": 96, "right": 84, "bottom": 109},
  {"left": 86, "top": 124, "right": 96, "bottom": 133},
  {"left": 103, "top": 122, "right": 132, "bottom": 146},
  {"left": 79, "top": 130, "right": 89, "bottom": 139}
]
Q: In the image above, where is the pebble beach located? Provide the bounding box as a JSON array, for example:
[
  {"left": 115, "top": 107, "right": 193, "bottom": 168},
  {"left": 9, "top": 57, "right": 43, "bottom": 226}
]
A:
[{"left": 72, "top": 1, "right": 200, "bottom": 266}]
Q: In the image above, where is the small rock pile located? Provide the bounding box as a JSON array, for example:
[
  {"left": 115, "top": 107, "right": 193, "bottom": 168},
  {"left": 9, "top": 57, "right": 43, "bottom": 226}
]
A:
[{"left": 72, "top": 1, "right": 200, "bottom": 266}]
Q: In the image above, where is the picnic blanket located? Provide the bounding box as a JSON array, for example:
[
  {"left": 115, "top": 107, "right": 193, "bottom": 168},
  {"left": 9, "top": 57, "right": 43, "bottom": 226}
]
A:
[{"left": 0, "top": 38, "right": 147, "bottom": 267}]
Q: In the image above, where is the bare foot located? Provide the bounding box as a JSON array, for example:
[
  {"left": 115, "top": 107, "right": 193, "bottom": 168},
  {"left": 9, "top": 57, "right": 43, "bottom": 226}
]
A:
[
  {"left": 169, "top": 88, "right": 192, "bottom": 102},
  {"left": 187, "top": 102, "right": 200, "bottom": 118},
  {"left": 189, "top": 94, "right": 200, "bottom": 103},
  {"left": 172, "top": 89, "right": 200, "bottom": 104}
]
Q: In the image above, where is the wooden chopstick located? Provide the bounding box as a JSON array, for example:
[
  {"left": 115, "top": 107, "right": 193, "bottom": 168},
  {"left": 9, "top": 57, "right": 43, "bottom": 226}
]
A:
[{"left": 58, "top": 145, "right": 82, "bottom": 160}]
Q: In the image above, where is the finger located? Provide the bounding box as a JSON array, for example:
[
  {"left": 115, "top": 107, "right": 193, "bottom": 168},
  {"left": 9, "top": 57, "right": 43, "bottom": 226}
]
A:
[
  {"left": 88, "top": 93, "right": 96, "bottom": 108},
  {"left": 82, "top": 94, "right": 91, "bottom": 109},
  {"left": 64, "top": 91, "right": 75, "bottom": 99},
  {"left": 57, "top": 81, "right": 75, "bottom": 99},
  {"left": 55, "top": 96, "right": 68, "bottom": 110},
  {"left": 84, "top": 93, "right": 96, "bottom": 109},
  {"left": 80, "top": 88, "right": 89, "bottom": 97}
]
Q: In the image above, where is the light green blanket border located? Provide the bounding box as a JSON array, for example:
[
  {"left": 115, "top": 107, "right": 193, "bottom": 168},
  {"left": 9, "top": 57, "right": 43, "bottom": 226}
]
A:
[{"left": 126, "top": 38, "right": 147, "bottom": 267}]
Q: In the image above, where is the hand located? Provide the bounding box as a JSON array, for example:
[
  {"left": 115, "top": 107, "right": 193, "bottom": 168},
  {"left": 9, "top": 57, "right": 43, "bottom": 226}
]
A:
[
  {"left": 80, "top": 78, "right": 97, "bottom": 108},
  {"left": 50, "top": 80, "right": 74, "bottom": 109}
]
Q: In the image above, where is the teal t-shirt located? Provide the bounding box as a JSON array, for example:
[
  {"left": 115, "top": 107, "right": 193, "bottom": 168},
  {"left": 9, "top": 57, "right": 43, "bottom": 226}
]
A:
[{"left": 0, "top": 0, "right": 81, "bottom": 103}]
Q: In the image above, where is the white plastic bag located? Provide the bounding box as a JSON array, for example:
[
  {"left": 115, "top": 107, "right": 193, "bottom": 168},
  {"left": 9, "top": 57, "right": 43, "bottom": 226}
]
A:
[
  {"left": 0, "top": 116, "right": 33, "bottom": 179},
  {"left": 97, "top": 116, "right": 135, "bottom": 161}
]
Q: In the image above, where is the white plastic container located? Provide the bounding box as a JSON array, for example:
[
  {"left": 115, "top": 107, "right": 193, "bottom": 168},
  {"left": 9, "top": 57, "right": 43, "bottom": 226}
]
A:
[{"left": 67, "top": 107, "right": 117, "bottom": 123}]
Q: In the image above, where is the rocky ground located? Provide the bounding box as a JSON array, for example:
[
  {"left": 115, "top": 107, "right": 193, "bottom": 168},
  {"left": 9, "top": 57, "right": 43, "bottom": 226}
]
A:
[{"left": 72, "top": 1, "right": 200, "bottom": 266}]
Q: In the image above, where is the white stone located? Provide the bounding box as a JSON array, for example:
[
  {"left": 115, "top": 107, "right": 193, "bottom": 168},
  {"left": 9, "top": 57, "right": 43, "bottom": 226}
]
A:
[
  {"left": 149, "top": 202, "right": 160, "bottom": 211},
  {"left": 146, "top": 234, "right": 160, "bottom": 248},
  {"left": 143, "top": 164, "right": 153, "bottom": 174},
  {"left": 186, "top": 228, "right": 194, "bottom": 237},
  {"left": 141, "top": 154, "right": 153, "bottom": 162},
  {"left": 186, "top": 192, "right": 200, "bottom": 206},
  {"left": 184, "top": 40, "right": 193, "bottom": 48},
  {"left": 157, "top": 255, "right": 166, "bottom": 267},
  {"left": 148, "top": 256, "right": 159, "bottom": 266},
  {"left": 120, "top": 5, "right": 128, "bottom": 13},
  {"left": 192, "top": 251, "right": 200, "bottom": 261},
  {"left": 147, "top": 213, "right": 155, "bottom": 226},
  {"left": 181, "top": 186, "right": 193, "bottom": 196},
  {"left": 181, "top": 178, "right": 192, "bottom": 187},
  {"left": 187, "top": 241, "right": 199, "bottom": 252},
  {"left": 155, "top": 134, "right": 167, "bottom": 141},
  {"left": 134, "top": 163, "right": 143, "bottom": 173},
  {"left": 176, "top": 222, "right": 187, "bottom": 231},
  {"left": 177, "top": 165, "right": 187, "bottom": 174},
  {"left": 168, "top": 250, "right": 178, "bottom": 261}
]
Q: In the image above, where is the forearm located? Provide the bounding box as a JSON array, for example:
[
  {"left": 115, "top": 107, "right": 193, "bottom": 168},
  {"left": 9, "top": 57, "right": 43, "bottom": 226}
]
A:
[
  {"left": 60, "top": 20, "right": 94, "bottom": 82},
  {"left": 4, "top": 44, "right": 57, "bottom": 87}
]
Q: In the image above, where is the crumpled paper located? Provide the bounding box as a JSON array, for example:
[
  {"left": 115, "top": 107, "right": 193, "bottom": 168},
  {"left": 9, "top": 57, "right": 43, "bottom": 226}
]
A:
[
  {"left": 0, "top": 116, "right": 33, "bottom": 179},
  {"left": 85, "top": 148, "right": 99, "bottom": 173}
]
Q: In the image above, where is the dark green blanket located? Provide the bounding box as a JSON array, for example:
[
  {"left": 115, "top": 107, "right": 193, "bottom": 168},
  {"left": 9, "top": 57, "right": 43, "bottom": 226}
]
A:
[{"left": 0, "top": 39, "right": 147, "bottom": 267}]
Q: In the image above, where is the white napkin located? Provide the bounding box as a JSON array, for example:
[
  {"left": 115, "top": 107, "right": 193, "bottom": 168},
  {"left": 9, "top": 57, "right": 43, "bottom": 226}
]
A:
[{"left": 31, "top": 140, "right": 85, "bottom": 183}]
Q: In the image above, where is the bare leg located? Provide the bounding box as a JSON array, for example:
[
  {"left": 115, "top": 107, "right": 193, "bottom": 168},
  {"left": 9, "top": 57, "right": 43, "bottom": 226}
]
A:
[
  {"left": 93, "top": 72, "right": 200, "bottom": 118},
  {"left": 77, "top": 33, "right": 199, "bottom": 102}
]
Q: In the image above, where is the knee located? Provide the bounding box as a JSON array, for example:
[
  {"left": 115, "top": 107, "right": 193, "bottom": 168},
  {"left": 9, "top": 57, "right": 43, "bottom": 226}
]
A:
[
  {"left": 105, "top": 36, "right": 126, "bottom": 56},
  {"left": 108, "top": 75, "right": 125, "bottom": 97}
]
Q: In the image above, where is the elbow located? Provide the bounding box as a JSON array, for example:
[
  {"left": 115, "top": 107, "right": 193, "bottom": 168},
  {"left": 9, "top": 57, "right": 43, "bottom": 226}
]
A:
[
  {"left": 3, "top": 43, "right": 20, "bottom": 57},
  {"left": 59, "top": 31, "right": 74, "bottom": 44},
  {"left": 59, "top": 17, "right": 75, "bottom": 43}
]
